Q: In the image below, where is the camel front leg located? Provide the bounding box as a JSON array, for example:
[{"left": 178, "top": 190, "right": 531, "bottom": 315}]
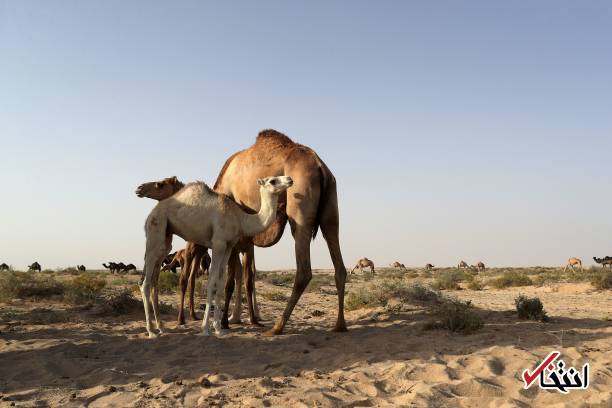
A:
[
  {"left": 227, "top": 249, "right": 243, "bottom": 325},
  {"left": 188, "top": 254, "right": 201, "bottom": 321},
  {"left": 213, "top": 248, "right": 233, "bottom": 336},
  {"left": 222, "top": 249, "right": 240, "bottom": 328},
  {"left": 265, "top": 226, "right": 312, "bottom": 336},
  {"left": 141, "top": 239, "right": 167, "bottom": 338},
  {"left": 201, "top": 246, "right": 225, "bottom": 337}
]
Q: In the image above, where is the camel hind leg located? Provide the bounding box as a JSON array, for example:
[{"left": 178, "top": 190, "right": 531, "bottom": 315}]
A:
[
  {"left": 201, "top": 244, "right": 227, "bottom": 336},
  {"left": 141, "top": 225, "right": 170, "bottom": 338},
  {"left": 188, "top": 253, "right": 201, "bottom": 321},
  {"left": 319, "top": 195, "right": 348, "bottom": 332}
]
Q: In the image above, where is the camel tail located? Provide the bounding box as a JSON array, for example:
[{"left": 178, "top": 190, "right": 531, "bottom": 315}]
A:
[{"left": 312, "top": 156, "right": 331, "bottom": 240}]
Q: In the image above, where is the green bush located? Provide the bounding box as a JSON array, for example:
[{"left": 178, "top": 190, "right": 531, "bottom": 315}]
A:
[
  {"left": 490, "top": 271, "right": 532, "bottom": 289},
  {"left": 0, "top": 272, "right": 64, "bottom": 301},
  {"left": 345, "top": 280, "right": 440, "bottom": 311},
  {"left": 432, "top": 270, "right": 465, "bottom": 290},
  {"left": 467, "top": 279, "right": 484, "bottom": 291},
  {"left": 591, "top": 269, "right": 612, "bottom": 290},
  {"left": 64, "top": 273, "right": 106, "bottom": 304},
  {"left": 426, "top": 299, "right": 483, "bottom": 334},
  {"left": 515, "top": 295, "right": 548, "bottom": 321},
  {"left": 158, "top": 270, "right": 179, "bottom": 293}
]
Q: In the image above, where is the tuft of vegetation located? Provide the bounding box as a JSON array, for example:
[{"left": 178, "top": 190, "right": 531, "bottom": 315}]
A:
[
  {"left": 0, "top": 272, "right": 64, "bottom": 301},
  {"left": 260, "top": 290, "right": 288, "bottom": 302},
  {"left": 426, "top": 299, "right": 483, "bottom": 334},
  {"left": 64, "top": 273, "right": 106, "bottom": 304},
  {"left": 261, "top": 271, "right": 295, "bottom": 287},
  {"left": 345, "top": 279, "right": 439, "bottom": 311},
  {"left": 306, "top": 274, "right": 335, "bottom": 293},
  {"left": 432, "top": 269, "right": 467, "bottom": 290},
  {"left": 515, "top": 295, "right": 548, "bottom": 321},
  {"left": 467, "top": 278, "right": 484, "bottom": 291},
  {"left": 591, "top": 269, "right": 612, "bottom": 290},
  {"left": 95, "top": 290, "right": 142, "bottom": 315},
  {"left": 489, "top": 271, "right": 532, "bottom": 289},
  {"left": 158, "top": 270, "right": 179, "bottom": 293}
]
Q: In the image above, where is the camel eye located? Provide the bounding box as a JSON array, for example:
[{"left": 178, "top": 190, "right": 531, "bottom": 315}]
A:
[
  {"left": 155, "top": 183, "right": 161, "bottom": 188},
  {"left": 270, "top": 179, "right": 277, "bottom": 185}
]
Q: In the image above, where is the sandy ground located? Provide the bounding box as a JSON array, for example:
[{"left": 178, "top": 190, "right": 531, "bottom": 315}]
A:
[{"left": 0, "top": 271, "right": 610, "bottom": 407}]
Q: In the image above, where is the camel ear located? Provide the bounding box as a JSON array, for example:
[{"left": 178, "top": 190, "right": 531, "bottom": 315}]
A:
[
  {"left": 155, "top": 182, "right": 161, "bottom": 188},
  {"left": 257, "top": 178, "right": 265, "bottom": 186},
  {"left": 170, "top": 176, "right": 178, "bottom": 183}
]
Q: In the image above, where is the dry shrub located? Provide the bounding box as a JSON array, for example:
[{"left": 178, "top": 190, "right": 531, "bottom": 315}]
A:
[
  {"left": 515, "top": 295, "right": 548, "bottom": 321},
  {"left": 489, "top": 271, "right": 532, "bottom": 289},
  {"left": 346, "top": 279, "right": 439, "bottom": 311},
  {"left": 64, "top": 273, "right": 106, "bottom": 304},
  {"left": 158, "top": 270, "right": 179, "bottom": 293},
  {"left": 591, "top": 269, "right": 612, "bottom": 290},
  {"left": 432, "top": 270, "right": 466, "bottom": 290},
  {"left": 94, "top": 290, "right": 142, "bottom": 315},
  {"left": 260, "top": 291, "right": 288, "bottom": 302},
  {"left": 261, "top": 272, "right": 295, "bottom": 287},
  {"left": 0, "top": 272, "right": 64, "bottom": 301},
  {"left": 425, "top": 299, "right": 483, "bottom": 334}
]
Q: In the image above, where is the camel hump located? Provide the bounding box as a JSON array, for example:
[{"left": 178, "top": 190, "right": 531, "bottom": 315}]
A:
[{"left": 256, "top": 129, "right": 295, "bottom": 146}]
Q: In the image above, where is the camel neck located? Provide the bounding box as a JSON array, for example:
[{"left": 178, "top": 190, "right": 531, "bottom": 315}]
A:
[{"left": 241, "top": 189, "right": 278, "bottom": 237}]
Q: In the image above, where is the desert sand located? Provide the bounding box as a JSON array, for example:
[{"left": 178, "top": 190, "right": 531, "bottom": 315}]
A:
[{"left": 0, "top": 270, "right": 610, "bottom": 407}]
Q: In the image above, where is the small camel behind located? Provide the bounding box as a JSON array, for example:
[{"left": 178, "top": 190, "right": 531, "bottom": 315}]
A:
[
  {"left": 424, "top": 263, "right": 434, "bottom": 271},
  {"left": 389, "top": 261, "right": 406, "bottom": 270},
  {"left": 564, "top": 257, "right": 583, "bottom": 272},
  {"left": 457, "top": 260, "right": 468, "bottom": 269},
  {"left": 351, "top": 258, "right": 375, "bottom": 274}
]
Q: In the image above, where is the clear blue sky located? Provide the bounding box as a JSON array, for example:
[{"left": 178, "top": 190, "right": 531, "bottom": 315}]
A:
[{"left": 1, "top": 1, "right": 611, "bottom": 270}]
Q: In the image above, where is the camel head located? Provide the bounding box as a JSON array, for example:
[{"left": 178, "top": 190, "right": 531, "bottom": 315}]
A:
[
  {"left": 135, "top": 176, "right": 184, "bottom": 201},
  {"left": 257, "top": 176, "right": 293, "bottom": 195}
]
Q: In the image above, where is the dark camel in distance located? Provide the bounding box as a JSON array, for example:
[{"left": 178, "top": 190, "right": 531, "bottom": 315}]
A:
[
  {"left": 0, "top": 263, "right": 9, "bottom": 271},
  {"left": 593, "top": 256, "right": 612, "bottom": 269},
  {"left": 28, "top": 262, "right": 41, "bottom": 272},
  {"left": 424, "top": 263, "right": 434, "bottom": 271}
]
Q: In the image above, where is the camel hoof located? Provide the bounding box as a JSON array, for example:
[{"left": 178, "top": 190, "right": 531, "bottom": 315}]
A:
[
  {"left": 228, "top": 317, "right": 242, "bottom": 325},
  {"left": 198, "top": 330, "right": 211, "bottom": 337},
  {"left": 214, "top": 329, "right": 229, "bottom": 337},
  {"left": 333, "top": 324, "right": 348, "bottom": 333},
  {"left": 147, "top": 332, "right": 159, "bottom": 339},
  {"left": 263, "top": 328, "right": 282, "bottom": 337},
  {"left": 249, "top": 321, "right": 265, "bottom": 328}
]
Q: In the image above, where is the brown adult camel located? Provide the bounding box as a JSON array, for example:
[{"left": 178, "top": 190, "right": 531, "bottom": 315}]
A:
[
  {"left": 476, "top": 261, "right": 485, "bottom": 272},
  {"left": 351, "top": 258, "right": 375, "bottom": 274},
  {"left": 214, "top": 130, "right": 348, "bottom": 335},
  {"left": 424, "top": 263, "right": 434, "bottom": 271},
  {"left": 28, "top": 262, "right": 41, "bottom": 272},
  {"left": 390, "top": 261, "right": 406, "bottom": 270},
  {"left": 457, "top": 260, "right": 469, "bottom": 269},
  {"left": 564, "top": 257, "right": 583, "bottom": 272}
]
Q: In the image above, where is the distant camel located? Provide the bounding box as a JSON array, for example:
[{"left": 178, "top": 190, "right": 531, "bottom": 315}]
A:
[
  {"left": 28, "top": 262, "right": 41, "bottom": 272},
  {"left": 564, "top": 257, "right": 583, "bottom": 272},
  {"left": 121, "top": 263, "right": 137, "bottom": 274},
  {"left": 593, "top": 256, "right": 612, "bottom": 269},
  {"left": 102, "top": 262, "right": 119, "bottom": 274},
  {"left": 351, "top": 258, "right": 375, "bottom": 274},
  {"left": 424, "top": 263, "right": 434, "bottom": 271},
  {"left": 161, "top": 251, "right": 178, "bottom": 273},
  {"left": 476, "top": 261, "right": 485, "bottom": 272},
  {"left": 457, "top": 260, "right": 469, "bottom": 269},
  {"left": 0, "top": 263, "right": 9, "bottom": 271},
  {"left": 390, "top": 261, "right": 406, "bottom": 270},
  {"left": 77, "top": 265, "right": 86, "bottom": 271},
  {"left": 140, "top": 176, "right": 293, "bottom": 338}
]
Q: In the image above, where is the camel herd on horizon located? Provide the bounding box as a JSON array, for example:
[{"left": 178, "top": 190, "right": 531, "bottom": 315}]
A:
[{"left": 1, "top": 130, "right": 610, "bottom": 339}]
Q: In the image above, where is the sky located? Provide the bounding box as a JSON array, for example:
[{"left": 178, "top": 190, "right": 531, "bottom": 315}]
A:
[{"left": 1, "top": 1, "right": 611, "bottom": 271}]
